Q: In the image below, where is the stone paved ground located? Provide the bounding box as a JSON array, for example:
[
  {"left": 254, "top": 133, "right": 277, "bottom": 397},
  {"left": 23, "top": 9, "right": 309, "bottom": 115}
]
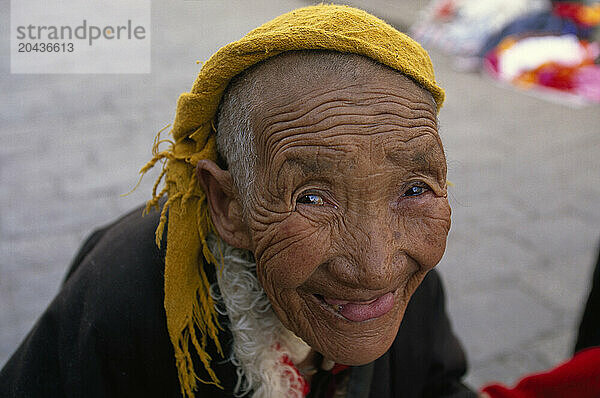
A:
[{"left": 1, "top": 0, "right": 599, "bottom": 391}]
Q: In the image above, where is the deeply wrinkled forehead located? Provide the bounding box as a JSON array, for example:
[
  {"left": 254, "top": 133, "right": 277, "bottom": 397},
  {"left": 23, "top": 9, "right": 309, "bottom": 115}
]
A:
[
  {"left": 241, "top": 51, "right": 439, "bottom": 153},
  {"left": 246, "top": 50, "right": 437, "bottom": 113}
]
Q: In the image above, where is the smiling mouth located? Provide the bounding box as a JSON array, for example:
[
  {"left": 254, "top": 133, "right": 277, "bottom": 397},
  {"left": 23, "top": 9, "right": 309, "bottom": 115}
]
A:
[{"left": 314, "top": 291, "right": 396, "bottom": 322}]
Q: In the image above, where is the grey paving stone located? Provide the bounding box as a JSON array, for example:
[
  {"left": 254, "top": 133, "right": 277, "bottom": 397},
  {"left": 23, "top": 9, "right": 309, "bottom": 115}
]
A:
[
  {"left": 0, "top": 234, "right": 81, "bottom": 360},
  {"left": 1, "top": 195, "right": 118, "bottom": 238},
  {"left": 439, "top": 229, "right": 539, "bottom": 294},
  {"left": 519, "top": 250, "right": 598, "bottom": 318},
  {"left": 0, "top": 233, "right": 79, "bottom": 268},
  {"left": 512, "top": 214, "right": 598, "bottom": 265},
  {"left": 446, "top": 285, "right": 558, "bottom": 365},
  {"left": 1, "top": 140, "right": 91, "bottom": 185},
  {"left": 530, "top": 328, "right": 578, "bottom": 368},
  {"left": 0, "top": 261, "right": 19, "bottom": 369},
  {"left": 448, "top": 183, "right": 534, "bottom": 235},
  {"left": 0, "top": 315, "right": 18, "bottom": 369},
  {"left": 467, "top": 349, "right": 550, "bottom": 390},
  {"left": 0, "top": 130, "right": 45, "bottom": 159},
  {"left": 5, "top": 262, "right": 65, "bottom": 333}
]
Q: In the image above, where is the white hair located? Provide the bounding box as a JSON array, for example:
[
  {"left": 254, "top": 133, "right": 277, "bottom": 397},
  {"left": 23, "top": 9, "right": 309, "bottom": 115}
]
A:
[
  {"left": 207, "top": 233, "right": 311, "bottom": 398},
  {"left": 215, "top": 76, "right": 258, "bottom": 204}
]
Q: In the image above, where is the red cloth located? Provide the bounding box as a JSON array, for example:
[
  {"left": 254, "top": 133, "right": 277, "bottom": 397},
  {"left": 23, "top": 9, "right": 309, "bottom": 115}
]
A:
[
  {"left": 554, "top": 3, "right": 585, "bottom": 23},
  {"left": 331, "top": 364, "right": 350, "bottom": 375},
  {"left": 482, "top": 347, "right": 600, "bottom": 398},
  {"left": 553, "top": 2, "right": 600, "bottom": 28},
  {"left": 280, "top": 354, "right": 311, "bottom": 397}
]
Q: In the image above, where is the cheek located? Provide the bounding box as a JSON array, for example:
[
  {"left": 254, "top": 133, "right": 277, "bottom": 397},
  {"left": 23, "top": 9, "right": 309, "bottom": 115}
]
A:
[
  {"left": 396, "top": 195, "right": 451, "bottom": 267},
  {"left": 254, "top": 215, "right": 331, "bottom": 290}
]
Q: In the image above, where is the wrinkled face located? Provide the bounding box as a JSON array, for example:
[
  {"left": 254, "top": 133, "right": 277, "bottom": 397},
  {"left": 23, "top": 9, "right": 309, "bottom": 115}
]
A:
[{"left": 245, "top": 68, "right": 451, "bottom": 365}]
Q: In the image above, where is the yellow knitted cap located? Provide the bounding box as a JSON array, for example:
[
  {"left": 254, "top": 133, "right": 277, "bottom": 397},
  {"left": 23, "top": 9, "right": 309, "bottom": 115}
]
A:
[{"left": 142, "top": 4, "right": 445, "bottom": 397}]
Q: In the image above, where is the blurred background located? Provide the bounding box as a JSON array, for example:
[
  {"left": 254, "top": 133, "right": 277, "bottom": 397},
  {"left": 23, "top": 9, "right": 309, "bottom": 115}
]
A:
[{"left": 1, "top": 0, "right": 599, "bottom": 390}]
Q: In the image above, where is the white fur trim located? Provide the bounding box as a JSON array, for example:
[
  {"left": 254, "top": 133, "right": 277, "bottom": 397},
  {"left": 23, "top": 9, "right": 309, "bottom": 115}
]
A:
[{"left": 207, "top": 234, "right": 311, "bottom": 397}]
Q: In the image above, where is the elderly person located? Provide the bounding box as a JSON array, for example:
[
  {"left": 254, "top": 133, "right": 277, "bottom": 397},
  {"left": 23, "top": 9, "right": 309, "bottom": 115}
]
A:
[{"left": 0, "top": 5, "right": 475, "bottom": 398}]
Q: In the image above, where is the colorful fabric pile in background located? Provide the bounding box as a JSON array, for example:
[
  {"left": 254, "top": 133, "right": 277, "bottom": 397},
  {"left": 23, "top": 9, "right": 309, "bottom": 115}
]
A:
[
  {"left": 485, "top": 34, "right": 600, "bottom": 102},
  {"left": 412, "top": 0, "right": 550, "bottom": 59},
  {"left": 412, "top": 0, "right": 600, "bottom": 104}
]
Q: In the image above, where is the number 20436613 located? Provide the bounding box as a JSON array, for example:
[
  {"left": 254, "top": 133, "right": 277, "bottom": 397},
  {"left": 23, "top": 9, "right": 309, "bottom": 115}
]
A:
[{"left": 18, "top": 42, "right": 74, "bottom": 53}]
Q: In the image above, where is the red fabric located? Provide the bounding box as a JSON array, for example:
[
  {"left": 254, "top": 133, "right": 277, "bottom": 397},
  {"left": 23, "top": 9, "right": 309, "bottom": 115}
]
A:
[
  {"left": 280, "top": 354, "right": 311, "bottom": 397},
  {"left": 482, "top": 347, "right": 600, "bottom": 398},
  {"left": 554, "top": 2, "right": 584, "bottom": 22},
  {"left": 276, "top": 343, "right": 350, "bottom": 398},
  {"left": 553, "top": 2, "right": 600, "bottom": 28},
  {"left": 433, "top": 0, "right": 457, "bottom": 20},
  {"left": 535, "top": 63, "right": 578, "bottom": 91},
  {"left": 331, "top": 364, "right": 350, "bottom": 375}
]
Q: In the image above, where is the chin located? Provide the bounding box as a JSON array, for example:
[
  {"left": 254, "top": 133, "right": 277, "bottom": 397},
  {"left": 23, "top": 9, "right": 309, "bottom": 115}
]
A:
[
  {"left": 321, "top": 332, "right": 397, "bottom": 365},
  {"left": 287, "top": 292, "right": 407, "bottom": 366}
]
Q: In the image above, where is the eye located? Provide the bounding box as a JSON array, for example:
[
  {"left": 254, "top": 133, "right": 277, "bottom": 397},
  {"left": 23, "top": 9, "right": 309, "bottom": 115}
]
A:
[
  {"left": 297, "top": 193, "right": 325, "bottom": 205},
  {"left": 402, "top": 183, "right": 430, "bottom": 197}
]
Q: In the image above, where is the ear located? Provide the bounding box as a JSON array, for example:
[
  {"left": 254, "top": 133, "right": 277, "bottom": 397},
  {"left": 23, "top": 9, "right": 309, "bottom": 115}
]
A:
[{"left": 196, "top": 159, "right": 252, "bottom": 251}]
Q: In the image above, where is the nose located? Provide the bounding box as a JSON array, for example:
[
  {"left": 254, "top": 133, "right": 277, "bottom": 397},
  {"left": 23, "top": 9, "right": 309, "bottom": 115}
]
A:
[
  {"left": 358, "top": 225, "right": 400, "bottom": 289},
  {"left": 332, "top": 219, "right": 403, "bottom": 291}
]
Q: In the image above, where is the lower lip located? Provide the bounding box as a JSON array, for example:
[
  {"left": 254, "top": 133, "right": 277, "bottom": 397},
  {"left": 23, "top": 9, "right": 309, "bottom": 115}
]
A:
[{"left": 319, "top": 292, "right": 395, "bottom": 322}]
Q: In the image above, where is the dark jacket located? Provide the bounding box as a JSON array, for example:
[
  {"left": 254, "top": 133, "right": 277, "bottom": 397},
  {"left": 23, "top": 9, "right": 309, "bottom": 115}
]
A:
[
  {"left": 575, "top": 241, "right": 600, "bottom": 353},
  {"left": 0, "top": 206, "right": 476, "bottom": 398}
]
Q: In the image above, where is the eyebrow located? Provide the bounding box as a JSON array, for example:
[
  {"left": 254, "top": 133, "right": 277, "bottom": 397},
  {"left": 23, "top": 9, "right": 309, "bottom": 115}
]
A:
[
  {"left": 385, "top": 149, "right": 429, "bottom": 166},
  {"left": 384, "top": 132, "right": 440, "bottom": 166},
  {"left": 281, "top": 156, "right": 335, "bottom": 175}
]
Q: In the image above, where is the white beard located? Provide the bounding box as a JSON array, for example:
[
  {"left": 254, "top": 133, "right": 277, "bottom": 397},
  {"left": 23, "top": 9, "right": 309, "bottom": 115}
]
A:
[{"left": 207, "top": 234, "right": 312, "bottom": 398}]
